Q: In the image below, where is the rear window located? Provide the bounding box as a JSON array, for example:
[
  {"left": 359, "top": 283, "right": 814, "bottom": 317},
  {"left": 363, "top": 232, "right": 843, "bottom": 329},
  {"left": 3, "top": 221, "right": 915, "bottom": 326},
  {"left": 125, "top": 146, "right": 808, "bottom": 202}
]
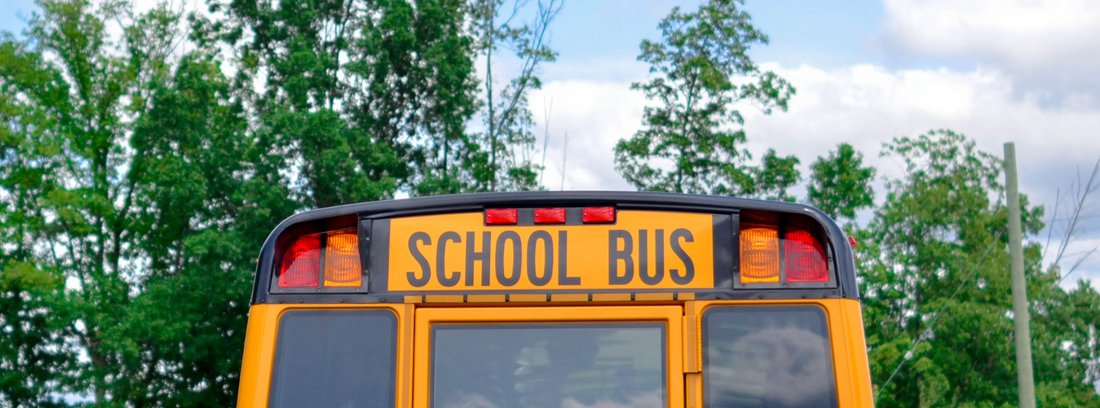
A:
[
  {"left": 703, "top": 306, "right": 837, "bottom": 408},
  {"left": 431, "top": 323, "right": 666, "bottom": 408},
  {"left": 269, "top": 310, "right": 396, "bottom": 408}
]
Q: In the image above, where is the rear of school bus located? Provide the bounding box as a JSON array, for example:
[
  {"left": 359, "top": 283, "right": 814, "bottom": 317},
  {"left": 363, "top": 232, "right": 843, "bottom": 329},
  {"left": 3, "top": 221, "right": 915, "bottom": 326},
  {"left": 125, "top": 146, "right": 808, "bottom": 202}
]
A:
[{"left": 236, "top": 192, "right": 874, "bottom": 408}]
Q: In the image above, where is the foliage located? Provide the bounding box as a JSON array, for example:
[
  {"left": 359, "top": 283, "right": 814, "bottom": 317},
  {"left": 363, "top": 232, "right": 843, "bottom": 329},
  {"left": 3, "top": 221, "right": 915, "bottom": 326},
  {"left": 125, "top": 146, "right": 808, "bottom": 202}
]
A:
[
  {"left": 752, "top": 148, "right": 800, "bottom": 202},
  {"left": 855, "top": 130, "right": 1100, "bottom": 407},
  {"left": 807, "top": 142, "right": 875, "bottom": 221},
  {"left": 210, "top": 0, "right": 469, "bottom": 205},
  {"left": 0, "top": 261, "right": 69, "bottom": 408},
  {"left": 3, "top": 1, "right": 1100, "bottom": 407},
  {"left": 1, "top": 0, "right": 563, "bottom": 405},
  {"left": 0, "top": 27, "right": 74, "bottom": 406},
  {"left": 0, "top": 0, "right": 273, "bottom": 405},
  {"left": 613, "top": 0, "right": 795, "bottom": 195}
]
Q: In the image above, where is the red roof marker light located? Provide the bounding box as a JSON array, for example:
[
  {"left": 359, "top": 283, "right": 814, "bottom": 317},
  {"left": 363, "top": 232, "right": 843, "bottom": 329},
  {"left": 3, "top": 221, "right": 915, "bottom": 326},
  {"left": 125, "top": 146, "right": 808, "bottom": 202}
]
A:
[
  {"left": 485, "top": 208, "right": 518, "bottom": 225},
  {"left": 534, "top": 208, "right": 566, "bottom": 224},
  {"left": 582, "top": 207, "right": 615, "bottom": 223}
]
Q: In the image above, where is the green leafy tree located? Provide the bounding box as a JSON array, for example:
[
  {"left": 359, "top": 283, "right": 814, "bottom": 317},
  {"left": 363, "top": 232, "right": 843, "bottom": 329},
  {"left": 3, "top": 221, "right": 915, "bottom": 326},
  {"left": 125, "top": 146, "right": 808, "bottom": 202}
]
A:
[
  {"left": 0, "top": 0, "right": 277, "bottom": 405},
  {"left": 614, "top": 0, "right": 794, "bottom": 195},
  {"left": 856, "top": 130, "right": 1100, "bottom": 407},
  {"left": 752, "top": 148, "right": 800, "bottom": 201},
  {"left": 0, "top": 190, "right": 71, "bottom": 407},
  {"left": 807, "top": 142, "right": 875, "bottom": 221},
  {"left": 407, "top": 0, "right": 482, "bottom": 195},
  {"left": 211, "top": 0, "right": 551, "bottom": 200},
  {"left": 213, "top": 0, "right": 407, "bottom": 206},
  {"left": 0, "top": 0, "right": 182, "bottom": 403},
  {"left": 0, "top": 30, "right": 75, "bottom": 408},
  {"left": 121, "top": 51, "right": 279, "bottom": 407}
]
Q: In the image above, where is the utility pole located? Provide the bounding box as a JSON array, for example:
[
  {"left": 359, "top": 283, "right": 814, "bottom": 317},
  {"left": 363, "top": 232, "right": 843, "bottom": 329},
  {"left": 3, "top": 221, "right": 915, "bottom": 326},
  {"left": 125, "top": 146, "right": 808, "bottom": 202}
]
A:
[{"left": 1004, "top": 142, "right": 1036, "bottom": 408}]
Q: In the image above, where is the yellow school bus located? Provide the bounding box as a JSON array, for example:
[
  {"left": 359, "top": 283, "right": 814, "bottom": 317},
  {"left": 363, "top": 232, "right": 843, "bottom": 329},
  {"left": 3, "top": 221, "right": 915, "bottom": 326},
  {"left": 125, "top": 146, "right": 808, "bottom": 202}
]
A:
[{"left": 237, "top": 192, "right": 874, "bottom": 408}]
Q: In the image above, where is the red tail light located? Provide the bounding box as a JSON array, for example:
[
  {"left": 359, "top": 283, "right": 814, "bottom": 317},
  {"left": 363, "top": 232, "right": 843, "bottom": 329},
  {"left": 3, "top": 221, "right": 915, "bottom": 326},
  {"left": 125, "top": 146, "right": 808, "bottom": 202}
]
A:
[
  {"left": 582, "top": 207, "right": 615, "bottom": 223},
  {"left": 739, "top": 222, "right": 831, "bottom": 285},
  {"left": 785, "top": 229, "right": 828, "bottom": 282},
  {"left": 534, "top": 208, "right": 566, "bottom": 224},
  {"left": 279, "top": 233, "right": 321, "bottom": 287},
  {"left": 279, "top": 229, "right": 362, "bottom": 288},
  {"left": 485, "top": 208, "right": 518, "bottom": 225}
]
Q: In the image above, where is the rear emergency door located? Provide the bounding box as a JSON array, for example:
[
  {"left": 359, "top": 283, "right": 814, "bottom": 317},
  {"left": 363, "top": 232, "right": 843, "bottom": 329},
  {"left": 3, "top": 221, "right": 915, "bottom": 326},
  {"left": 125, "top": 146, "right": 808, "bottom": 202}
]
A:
[{"left": 412, "top": 306, "right": 685, "bottom": 408}]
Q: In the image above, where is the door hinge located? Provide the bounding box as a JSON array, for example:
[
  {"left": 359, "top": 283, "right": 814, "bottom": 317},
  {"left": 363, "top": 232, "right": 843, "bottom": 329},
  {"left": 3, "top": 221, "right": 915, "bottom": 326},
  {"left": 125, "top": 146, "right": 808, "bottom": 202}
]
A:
[{"left": 682, "top": 303, "right": 701, "bottom": 374}]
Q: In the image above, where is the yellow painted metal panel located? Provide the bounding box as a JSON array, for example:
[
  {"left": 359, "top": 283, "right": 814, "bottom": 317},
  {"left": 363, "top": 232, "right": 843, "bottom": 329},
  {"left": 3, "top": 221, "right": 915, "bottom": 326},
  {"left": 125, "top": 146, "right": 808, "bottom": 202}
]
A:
[
  {"left": 239, "top": 298, "right": 871, "bottom": 408},
  {"left": 592, "top": 293, "right": 632, "bottom": 301},
  {"left": 636, "top": 292, "right": 674, "bottom": 301},
  {"left": 389, "top": 211, "right": 715, "bottom": 291},
  {"left": 509, "top": 293, "right": 547, "bottom": 302},
  {"left": 466, "top": 294, "right": 506, "bottom": 303},
  {"left": 550, "top": 293, "right": 589, "bottom": 302},
  {"left": 424, "top": 295, "right": 463, "bottom": 303},
  {"left": 839, "top": 299, "right": 876, "bottom": 408}
]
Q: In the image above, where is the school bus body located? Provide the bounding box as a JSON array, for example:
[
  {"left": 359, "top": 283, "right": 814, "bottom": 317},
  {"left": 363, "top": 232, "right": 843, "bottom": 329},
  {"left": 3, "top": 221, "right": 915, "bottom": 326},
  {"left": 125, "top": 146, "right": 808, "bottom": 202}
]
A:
[{"left": 237, "top": 192, "right": 875, "bottom": 408}]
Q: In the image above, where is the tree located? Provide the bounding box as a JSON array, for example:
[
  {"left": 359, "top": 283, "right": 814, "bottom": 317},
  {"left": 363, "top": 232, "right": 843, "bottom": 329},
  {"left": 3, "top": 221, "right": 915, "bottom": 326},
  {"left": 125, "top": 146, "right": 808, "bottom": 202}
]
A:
[
  {"left": 855, "top": 130, "right": 1100, "bottom": 407},
  {"left": 0, "top": 0, "right": 184, "bottom": 403},
  {"left": 210, "top": 0, "right": 555, "bottom": 200},
  {"left": 463, "top": 0, "right": 562, "bottom": 193},
  {"left": 807, "top": 142, "right": 875, "bottom": 221},
  {"left": 0, "top": 202, "right": 71, "bottom": 407},
  {"left": 752, "top": 148, "right": 800, "bottom": 202},
  {"left": 0, "top": 29, "right": 74, "bottom": 408},
  {"left": 0, "top": 0, "right": 274, "bottom": 405},
  {"left": 212, "top": 0, "right": 412, "bottom": 206},
  {"left": 613, "top": 0, "right": 794, "bottom": 195},
  {"left": 406, "top": 0, "right": 483, "bottom": 195},
  {"left": 120, "top": 51, "right": 276, "bottom": 407}
]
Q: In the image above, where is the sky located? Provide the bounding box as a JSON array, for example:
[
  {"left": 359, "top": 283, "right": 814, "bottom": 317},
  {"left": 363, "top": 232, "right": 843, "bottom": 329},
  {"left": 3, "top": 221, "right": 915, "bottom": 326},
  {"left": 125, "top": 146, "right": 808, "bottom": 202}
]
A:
[
  {"left": 521, "top": 0, "right": 1100, "bottom": 284},
  {"left": 3, "top": 0, "right": 1099, "bottom": 283}
]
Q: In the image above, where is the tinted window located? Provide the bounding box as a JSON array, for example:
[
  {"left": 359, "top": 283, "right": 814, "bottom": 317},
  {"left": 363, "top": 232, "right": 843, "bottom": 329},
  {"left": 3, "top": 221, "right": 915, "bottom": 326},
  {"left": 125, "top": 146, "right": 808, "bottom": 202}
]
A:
[
  {"left": 432, "top": 324, "right": 666, "bottom": 408},
  {"left": 703, "top": 306, "right": 837, "bottom": 408},
  {"left": 269, "top": 310, "right": 396, "bottom": 408}
]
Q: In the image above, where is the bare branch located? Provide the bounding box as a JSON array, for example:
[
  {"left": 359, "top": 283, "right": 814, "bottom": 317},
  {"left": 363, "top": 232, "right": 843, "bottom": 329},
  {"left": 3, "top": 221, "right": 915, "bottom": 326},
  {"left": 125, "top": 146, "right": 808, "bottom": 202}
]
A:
[
  {"left": 1059, "top": 247, "right": 1098, "bottom": 284},
  {"left": 482, "top": 0, "right": 563, "bottom": 191},
  {"left": 491, "top": 0, "right": 563, "bottom": 136},
  {"left": 1042, "top": 188, "right": 1060, "bottom": 262},
  {"left": 502, "top": 0, "right": 532, "bottom": 28},
  {"left": 1052, "top": 155, "right": 1100, "bottom": 268},
  {"left": 560, "top": 130, "right": 568, "bottom": 191},
  {"left": 539, "top": 96, "right": 553, "bottom": 186}
]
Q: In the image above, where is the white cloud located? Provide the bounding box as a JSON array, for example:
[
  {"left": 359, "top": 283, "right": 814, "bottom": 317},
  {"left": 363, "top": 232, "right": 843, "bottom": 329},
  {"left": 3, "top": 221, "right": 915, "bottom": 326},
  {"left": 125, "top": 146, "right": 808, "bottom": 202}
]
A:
[
  {"left": 879, "top": 0, "right": 1100, "bottom": 101},
  {"left": 531, "top": 80, "right": 646, "bottom": 192},
  {"left": 741, "top": 63, "right": 1100, "bottom": 179},
  {"left": 530, "top": 61, "right": 1100, "bottom": 281}
]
